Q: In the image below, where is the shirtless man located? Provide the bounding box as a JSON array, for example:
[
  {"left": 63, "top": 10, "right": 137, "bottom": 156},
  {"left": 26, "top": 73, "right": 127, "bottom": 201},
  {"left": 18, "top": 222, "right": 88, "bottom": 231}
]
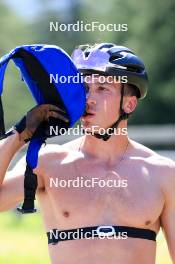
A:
[{"left": 0, "top": 43, "right": 175, "bottom": 264}]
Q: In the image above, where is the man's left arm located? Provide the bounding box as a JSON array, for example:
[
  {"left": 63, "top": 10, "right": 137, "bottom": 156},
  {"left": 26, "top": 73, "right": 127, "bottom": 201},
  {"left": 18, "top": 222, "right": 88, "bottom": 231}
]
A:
[{"left": 160, "top": 163, "right": 175, "bottom": 262}]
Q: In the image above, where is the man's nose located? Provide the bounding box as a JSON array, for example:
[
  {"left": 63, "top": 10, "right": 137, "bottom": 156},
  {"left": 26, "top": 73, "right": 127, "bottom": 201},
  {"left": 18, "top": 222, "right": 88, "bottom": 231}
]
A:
[{"left": 86, "top": 91, "right": 97, "bottom": 105}]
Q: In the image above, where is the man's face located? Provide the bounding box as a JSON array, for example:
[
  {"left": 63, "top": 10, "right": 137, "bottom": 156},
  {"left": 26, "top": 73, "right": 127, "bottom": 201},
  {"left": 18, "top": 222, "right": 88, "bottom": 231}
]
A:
[{"left": 81, "top": 75, "right": 122, "bottom": 131}]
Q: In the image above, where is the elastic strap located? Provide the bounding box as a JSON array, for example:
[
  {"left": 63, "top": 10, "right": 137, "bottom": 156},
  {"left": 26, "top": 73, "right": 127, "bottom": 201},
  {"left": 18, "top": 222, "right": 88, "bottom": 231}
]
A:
[
  {"left": 47, "top": 226, "right": 157, "bottom": 245},
  {"left": 17, "top": 165, "right": 37, "bottom": 213},
  {"left": 17, "top": 136, "right": 46, "bottom": 214}
]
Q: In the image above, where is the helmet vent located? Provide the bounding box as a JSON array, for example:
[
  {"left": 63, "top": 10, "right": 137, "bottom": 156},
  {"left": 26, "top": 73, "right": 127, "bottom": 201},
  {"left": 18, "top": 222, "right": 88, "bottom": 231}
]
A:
[{"left": 109, "top": 54, "right": 123, "bottom": 61}]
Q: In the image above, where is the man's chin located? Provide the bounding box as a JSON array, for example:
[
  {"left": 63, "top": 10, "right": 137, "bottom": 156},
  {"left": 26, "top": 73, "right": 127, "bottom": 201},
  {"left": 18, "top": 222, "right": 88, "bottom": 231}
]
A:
[
  {"left": 81, "top": 118, "right": 96, "bottom": 127},
  {"left": 81, "top": 121, "right": 101, "bottom": 134}
]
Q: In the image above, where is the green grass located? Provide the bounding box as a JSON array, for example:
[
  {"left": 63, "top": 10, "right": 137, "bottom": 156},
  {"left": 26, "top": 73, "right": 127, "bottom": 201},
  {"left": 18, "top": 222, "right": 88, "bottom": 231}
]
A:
[
  {"left": 156, "top": 231, "right": 171, "bottom": 264},
  {"left": 0, "top": 211, "right": 50, "bottom": 264},
  {"left": 0, "top": 212, "right": 172, "bottom": 264}
]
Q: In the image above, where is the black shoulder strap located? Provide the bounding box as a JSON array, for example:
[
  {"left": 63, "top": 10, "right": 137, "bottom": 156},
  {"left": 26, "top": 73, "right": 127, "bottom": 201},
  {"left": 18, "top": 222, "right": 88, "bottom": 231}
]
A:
[{"left": 0, "top": 96, "right": 5, "bottom": 138}]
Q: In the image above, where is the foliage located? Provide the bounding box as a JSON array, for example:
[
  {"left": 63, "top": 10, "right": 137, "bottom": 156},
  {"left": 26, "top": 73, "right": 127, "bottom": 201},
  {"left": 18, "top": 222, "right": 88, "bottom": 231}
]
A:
[{"left": 1, "top": 0, "right": 175, "bottom": 127}]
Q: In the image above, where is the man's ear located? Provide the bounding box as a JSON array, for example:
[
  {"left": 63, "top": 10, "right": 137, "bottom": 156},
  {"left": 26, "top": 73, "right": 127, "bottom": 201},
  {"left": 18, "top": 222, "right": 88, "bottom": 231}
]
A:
[{"left": 123, "top": 96, "right": 138, "bottom": 114}]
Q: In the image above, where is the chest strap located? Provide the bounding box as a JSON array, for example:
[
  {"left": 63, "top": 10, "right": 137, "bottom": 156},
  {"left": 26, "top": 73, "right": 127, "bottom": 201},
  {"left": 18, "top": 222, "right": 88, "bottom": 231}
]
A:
[{"left": 47, "top": 225, "right": 157, "bottom": 245}]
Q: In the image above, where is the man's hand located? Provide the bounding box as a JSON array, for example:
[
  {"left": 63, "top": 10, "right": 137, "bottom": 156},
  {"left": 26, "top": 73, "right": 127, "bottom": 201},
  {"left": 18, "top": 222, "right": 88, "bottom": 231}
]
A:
[{"left": 15, "top": 104, "right": 69, "bottom": 142}]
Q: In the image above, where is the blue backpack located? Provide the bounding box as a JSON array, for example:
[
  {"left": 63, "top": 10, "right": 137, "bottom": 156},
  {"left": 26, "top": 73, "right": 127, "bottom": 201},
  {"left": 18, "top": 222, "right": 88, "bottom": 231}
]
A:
[{"left": 0, "top": 44, "right": 86, "bottom": 213}]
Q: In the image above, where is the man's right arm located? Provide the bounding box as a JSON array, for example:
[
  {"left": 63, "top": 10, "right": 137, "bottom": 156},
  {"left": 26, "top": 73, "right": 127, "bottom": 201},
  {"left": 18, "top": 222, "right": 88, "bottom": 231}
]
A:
[
  {"left": 0, "top": 103, "right": 67, "bottom": 212},
  {"left": 0, "top": 131, "right": 45, "bottom": 212},
  {"left": 0, "top": 131, "right": 25, "bottom": 185},
  {"left": 0, "top": 131, "right": 25, "bottom": 211}
]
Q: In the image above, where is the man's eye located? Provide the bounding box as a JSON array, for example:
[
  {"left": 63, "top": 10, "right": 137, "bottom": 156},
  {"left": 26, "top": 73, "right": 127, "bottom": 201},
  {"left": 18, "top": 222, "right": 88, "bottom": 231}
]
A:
[{"left": 98, "top": 86, "right": 108, "bottom": 91}]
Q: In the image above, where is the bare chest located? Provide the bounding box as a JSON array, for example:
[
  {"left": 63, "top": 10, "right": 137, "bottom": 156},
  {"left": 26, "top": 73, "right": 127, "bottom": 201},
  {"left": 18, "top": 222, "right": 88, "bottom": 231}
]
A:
[{"left": 41, "top": 158, "right": 164, "bottom": 229}]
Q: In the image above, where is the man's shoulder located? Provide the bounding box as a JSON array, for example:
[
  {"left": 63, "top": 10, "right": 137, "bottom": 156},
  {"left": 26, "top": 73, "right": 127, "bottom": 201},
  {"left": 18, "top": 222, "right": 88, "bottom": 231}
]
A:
[
  {"left": 36, "top": 137, "right": 83, "bottom": 174},
  {"left": 132, "top": 141, "right": 175, "bottom": 194},
  {"left": 38, "top": 136, "right": 84, "bottom": 159},
  {"left": 131, "top": 139, "right": 175, "bottom": 169}
]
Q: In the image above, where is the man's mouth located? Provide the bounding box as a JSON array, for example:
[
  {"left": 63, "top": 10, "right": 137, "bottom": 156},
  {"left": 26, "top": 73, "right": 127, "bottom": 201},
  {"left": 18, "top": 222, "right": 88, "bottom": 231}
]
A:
[{"left": 82, "top": 110, "right": 95, "bottom": 117}]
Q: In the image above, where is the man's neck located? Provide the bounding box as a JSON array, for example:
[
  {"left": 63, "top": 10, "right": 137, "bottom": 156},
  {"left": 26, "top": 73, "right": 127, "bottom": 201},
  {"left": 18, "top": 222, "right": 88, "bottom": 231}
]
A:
[{"left": 80, "top": 122, "right": 130, "bottom": 165}]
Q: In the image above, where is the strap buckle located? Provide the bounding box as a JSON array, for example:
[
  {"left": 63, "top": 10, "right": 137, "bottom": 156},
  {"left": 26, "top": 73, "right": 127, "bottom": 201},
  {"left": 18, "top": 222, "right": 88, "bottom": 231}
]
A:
[{"left": 96, "top": 225, "right": 115, "bottom": 237}]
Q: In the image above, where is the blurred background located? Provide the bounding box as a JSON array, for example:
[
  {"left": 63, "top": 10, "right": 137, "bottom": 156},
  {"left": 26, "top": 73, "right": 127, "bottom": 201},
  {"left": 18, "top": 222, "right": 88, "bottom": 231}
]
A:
[{"left": 0, "top": 0, "right": 174, "bottom": 263}]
